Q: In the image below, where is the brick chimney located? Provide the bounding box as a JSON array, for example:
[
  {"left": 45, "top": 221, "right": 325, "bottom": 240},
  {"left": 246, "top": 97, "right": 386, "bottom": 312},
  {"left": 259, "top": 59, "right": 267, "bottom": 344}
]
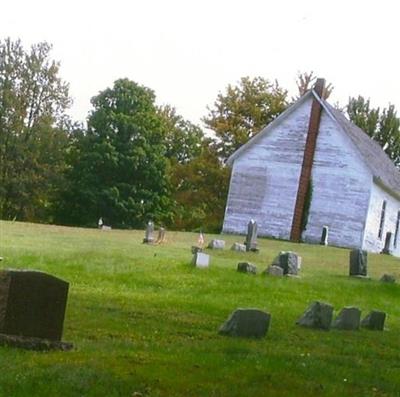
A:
[{"left": 290, "top": 78, "right": 325, "bottom": 242}]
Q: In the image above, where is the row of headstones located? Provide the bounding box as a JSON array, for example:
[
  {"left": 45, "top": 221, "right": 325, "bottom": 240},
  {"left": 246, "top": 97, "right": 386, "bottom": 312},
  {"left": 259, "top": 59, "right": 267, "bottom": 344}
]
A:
[
  {"left": 192, "top": 249, "right": 301, "bottom": 275},
  {"left": 193, "top": 247, "right": 397, "bottom": 283},
  {"left": 219, "top": 303, "right": 387, "bottom": 338}
]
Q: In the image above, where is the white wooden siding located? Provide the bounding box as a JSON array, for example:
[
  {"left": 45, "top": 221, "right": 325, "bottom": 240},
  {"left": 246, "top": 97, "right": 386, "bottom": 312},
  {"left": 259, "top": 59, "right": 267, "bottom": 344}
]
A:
[
  {"left": 363, "top": 182, "right": 400, "bottom": 255},
  {"left": 223, "top": 97, "right": 312, "bottom": 237},
  {"left": 302, "top": 111, "right": 372, "bottom": 249}
]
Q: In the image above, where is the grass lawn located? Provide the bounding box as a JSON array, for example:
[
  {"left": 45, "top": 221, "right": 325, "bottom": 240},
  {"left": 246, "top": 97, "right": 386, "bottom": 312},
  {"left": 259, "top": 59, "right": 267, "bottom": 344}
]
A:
[{"left": 0, "top": 220, "right": 399, "bottom": 397}]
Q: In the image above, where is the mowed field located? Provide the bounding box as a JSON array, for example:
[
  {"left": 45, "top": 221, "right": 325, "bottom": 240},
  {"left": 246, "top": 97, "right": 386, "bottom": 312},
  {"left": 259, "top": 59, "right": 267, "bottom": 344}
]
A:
[{"left": 0, "top": 220, "right": 399, "bottom": 397}]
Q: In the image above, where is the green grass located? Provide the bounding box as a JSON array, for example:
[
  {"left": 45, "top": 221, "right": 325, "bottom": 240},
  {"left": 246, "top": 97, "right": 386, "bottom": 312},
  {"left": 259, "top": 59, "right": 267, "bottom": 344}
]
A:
[{"left": 0, "top": 220, "right": 399, "bottom": 397}]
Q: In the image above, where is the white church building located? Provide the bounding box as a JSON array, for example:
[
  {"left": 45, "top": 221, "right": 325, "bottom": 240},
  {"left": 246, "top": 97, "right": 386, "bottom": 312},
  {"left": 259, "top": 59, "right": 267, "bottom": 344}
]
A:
[{"left": 223, "top": 79, "right": 400, "bottom": 256}]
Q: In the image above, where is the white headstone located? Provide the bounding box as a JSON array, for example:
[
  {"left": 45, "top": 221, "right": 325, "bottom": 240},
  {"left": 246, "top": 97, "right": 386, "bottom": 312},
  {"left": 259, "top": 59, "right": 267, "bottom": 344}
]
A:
[{"left": 192, "top": 252, "right": 210, "bottom": 268}]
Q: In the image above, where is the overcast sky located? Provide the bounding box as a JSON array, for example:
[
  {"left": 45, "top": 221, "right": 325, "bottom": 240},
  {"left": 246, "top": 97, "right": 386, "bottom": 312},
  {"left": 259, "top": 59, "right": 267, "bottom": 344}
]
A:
[{"left": 2, "top": 0, "right": 400, "bottom": 126}]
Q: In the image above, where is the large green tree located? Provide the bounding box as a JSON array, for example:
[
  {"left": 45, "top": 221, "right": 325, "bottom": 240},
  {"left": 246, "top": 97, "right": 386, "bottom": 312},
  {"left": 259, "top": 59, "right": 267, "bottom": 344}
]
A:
[
  {"left": 56, "top": 79, "right": 172, "bottom": 228},
  {"left": 347, "top": 96, "right": 400, "bottom": 165},
  {"left": 0, "top": 38, "right": 71, "bottom": 221},
  {"left": 203, "top": 76, "right": 288, "bottom": 160},
  {"left": 158, "top": 104, "right": 203, "bottom": 164}
]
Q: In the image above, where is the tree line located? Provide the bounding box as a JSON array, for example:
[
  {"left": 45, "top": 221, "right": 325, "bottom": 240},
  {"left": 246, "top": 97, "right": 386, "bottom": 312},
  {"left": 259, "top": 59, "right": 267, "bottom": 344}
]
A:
[{"left": 1, "top": 39, "right": 399, "bottom": 231}]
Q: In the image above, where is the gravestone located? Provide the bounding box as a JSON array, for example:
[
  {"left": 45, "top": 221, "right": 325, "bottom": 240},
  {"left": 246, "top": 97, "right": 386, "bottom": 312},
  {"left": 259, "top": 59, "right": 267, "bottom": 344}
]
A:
[
  {"left": 156, "top": 227, "right": 166, "bottom": 244},
  {"left": 0, "top": 270, "right": 69, "bottom": 342},
  {"left": 191, "top": 252, "right": 210, "bottom": 268},
  {"left": 332, "top": 307, "right": 361, "bottom": 330},
  {"left": 237, "top": 262, "right": 257, "bottom": 274},
  {"left": 361, "top": 310, "right": 386, "bottom": 331},
  {"left": 296, "top": 301, "right": 333, "bottom": 330},
  {"left": 231, "top": 243, "right": 246, "bottom": 252},
  {"left": 101, "top": 225, "right": 112, "bottom": 231},
  {"left": 245, "top": 220, "right": 258, "bottom": 252},
  {"left": 349, "top": 249, "right": 368, "bottom": 277},
  {"left": 320, "top": 226, "right": 329, "bottom": 245},
  {"left": 380, "top": 274, "right": 396, "bottom": 283},
  {"left": 143, "top": 221, "right": 155, "bottom": 244},
  {"left": 207, "top": 239, "right": 225, "bottom": 250},
  {"left": 272, "top": 251, "right": 301, "bottom": 275},
  {"left": 191, "top": 246, "right": 203, "bottom": 254},
  {"left": 266, "top": 265, "right": 284, "bottom": 277},
  {"left": 381, "top": 232, "right": 392, "bottom": 254},
  {"left": 219, "top": 308, "right": 271, "bottom": 338},
  {"left": 98, "top": 217, "right": 103, "bottom": 228}
]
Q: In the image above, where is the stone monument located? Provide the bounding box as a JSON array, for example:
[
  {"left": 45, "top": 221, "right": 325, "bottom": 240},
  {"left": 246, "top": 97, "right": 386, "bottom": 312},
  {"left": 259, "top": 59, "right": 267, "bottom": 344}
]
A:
[
  {"left": 143, "top": 221, "right": 155, "bottom": 244},
  {"left": 245, "top": 220, "right": 258, "bottom": 252}
]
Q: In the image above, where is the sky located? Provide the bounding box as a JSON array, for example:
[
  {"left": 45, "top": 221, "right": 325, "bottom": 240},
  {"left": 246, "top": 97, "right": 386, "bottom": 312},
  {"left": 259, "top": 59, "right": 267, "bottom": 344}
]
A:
[{"left": 2, "top": 0, "right": 400, "bottom": 126}]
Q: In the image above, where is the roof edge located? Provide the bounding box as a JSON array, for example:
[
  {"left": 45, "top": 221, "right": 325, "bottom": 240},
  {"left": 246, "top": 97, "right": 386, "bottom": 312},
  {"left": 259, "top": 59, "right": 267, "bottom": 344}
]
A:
[
  {"left": 226, "top": 90, "right": 314, "bottom": 166},
  {"left": 373, "top": 176, "right": 400, "bottom": 201}
]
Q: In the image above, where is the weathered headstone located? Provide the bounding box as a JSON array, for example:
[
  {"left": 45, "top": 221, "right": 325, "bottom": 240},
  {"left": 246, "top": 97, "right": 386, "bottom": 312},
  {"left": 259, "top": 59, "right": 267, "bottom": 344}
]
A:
[
  {"left": 101, "top": 225, "right": 112, "bottom": 231},
  {"left": 191, "top": 252, "right": 210, "bottom": 268},
  {"left": 320, "top": 226, "right": 329, "bottom": 245},
  {"left": 231, "top": 243, "right": 246, "bottom": 252},
  {"left": 98, "top": 217, "right": 103, "bottom": 228},
  {"left": 272, "top": 251, "right": 301, "bottom": 275},
  {"left": 361, "top": 310, "right": 386, "bottom": 331},
  {"left": 0, "top": 270, "right": 69, "bottom": 342},
  {"left": 332, "top": 307, "right": 361, "bottom": 330},
  {"left": 237, "top": 262, "right": 257, "bottom": 274},
  {"left": 266, "top": 265, "right": 284, "bottom": 277},
  {"left": 219, "top": 308, "right": 271, "bottom": 338},
  {"left": 191, "top": 246, "right": 203, "bottom": 254},
  {"left": 156, "top": 227, "right": 166, "bottom": 244},
  {"left": 380, "top": 274, "right": 396, "bottom": 283},
  {"left": 381, "top": 232, "right": 392, "bottom": 254},
  {"left": 245, "top": 220, "right": 258, "bottom": 252},
  {"left": 349, "top": 249, "right": 368, "bottom": 277},
  {"left": 143, "top": 221, "right": 155, "bottom": 244},
  {"left": 296, "top": 301, "right": 333, "bottom": 330},
  {"left": 207, "top": 239, "right": 225, "bottom": 250}
]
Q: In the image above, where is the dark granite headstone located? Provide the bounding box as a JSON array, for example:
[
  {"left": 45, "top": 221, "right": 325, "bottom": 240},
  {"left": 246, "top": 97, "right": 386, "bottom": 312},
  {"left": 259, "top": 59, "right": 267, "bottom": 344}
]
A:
[
  {"left": 296, "top": 301, "right": 333, "bottom": 330},
  {"left": 0, "top": 270, "right": 69, "bottom": 341},
  {"left": 320, "top": 226, "right": 329, "bottom": 245},
  {"left": 349, "top": 249, "right": 368, "bottom": 276},
  {"left": 219, "top": 308, "right": 271, "bottom": 338},
  {"left": 273, "top": 251, "right": 300, "bottom": 275},
  {"left": 332, "top": 307, "right": 361, "bottom": 330},
  {"left": 245, "top": 220, "right": 258, "bottom": 252},
  {"left": 361, "top": 310, "right": 386, "bottom": 331},
  {"left": 237, "top": 262, "right": 257, "bottom": 274},
  {"left": 382, "top": 232, "right": 392, "bottom": 254}
]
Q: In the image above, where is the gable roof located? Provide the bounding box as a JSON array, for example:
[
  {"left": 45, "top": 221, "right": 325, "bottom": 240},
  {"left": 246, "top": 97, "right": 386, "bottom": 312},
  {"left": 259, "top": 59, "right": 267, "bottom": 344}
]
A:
[
  {"left": 319, "top": 97, "right": 400, "bottom": 196},
  {"left": 227, "top": 90, "right": 400, "bottom": 196},
  {"left": 226, "top": 90, "right": 314, "bottom": 166}
]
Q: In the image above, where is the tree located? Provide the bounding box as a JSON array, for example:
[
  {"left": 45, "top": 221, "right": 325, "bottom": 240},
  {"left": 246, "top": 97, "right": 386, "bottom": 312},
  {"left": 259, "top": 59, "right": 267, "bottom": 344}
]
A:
[
  {"left": 158, "top": 104, "right": 203, "bottom": 164},
  {"left": 0, "top": 38, "right": 71, "bottom": 221},
  {"left": 294, "top": 71, "right": 334, "bottom": 100},
  {"left": 170, "top": 139, "right": 230, "bottom": 232},
  {"left": 347, "top": 96, "right": 400, "bottom": 165},
  {"left": 203, "top": 77, "right": 288, "bottom": 160},
  {"left": 56, "top": 79, "right": 172, "bottom": 228}
]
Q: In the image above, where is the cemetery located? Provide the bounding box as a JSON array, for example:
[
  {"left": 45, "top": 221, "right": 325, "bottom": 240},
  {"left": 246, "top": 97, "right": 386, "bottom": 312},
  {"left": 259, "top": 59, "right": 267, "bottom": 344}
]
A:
[{"left": 0, "top": 220, "right": 399, "bottom": 396}]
